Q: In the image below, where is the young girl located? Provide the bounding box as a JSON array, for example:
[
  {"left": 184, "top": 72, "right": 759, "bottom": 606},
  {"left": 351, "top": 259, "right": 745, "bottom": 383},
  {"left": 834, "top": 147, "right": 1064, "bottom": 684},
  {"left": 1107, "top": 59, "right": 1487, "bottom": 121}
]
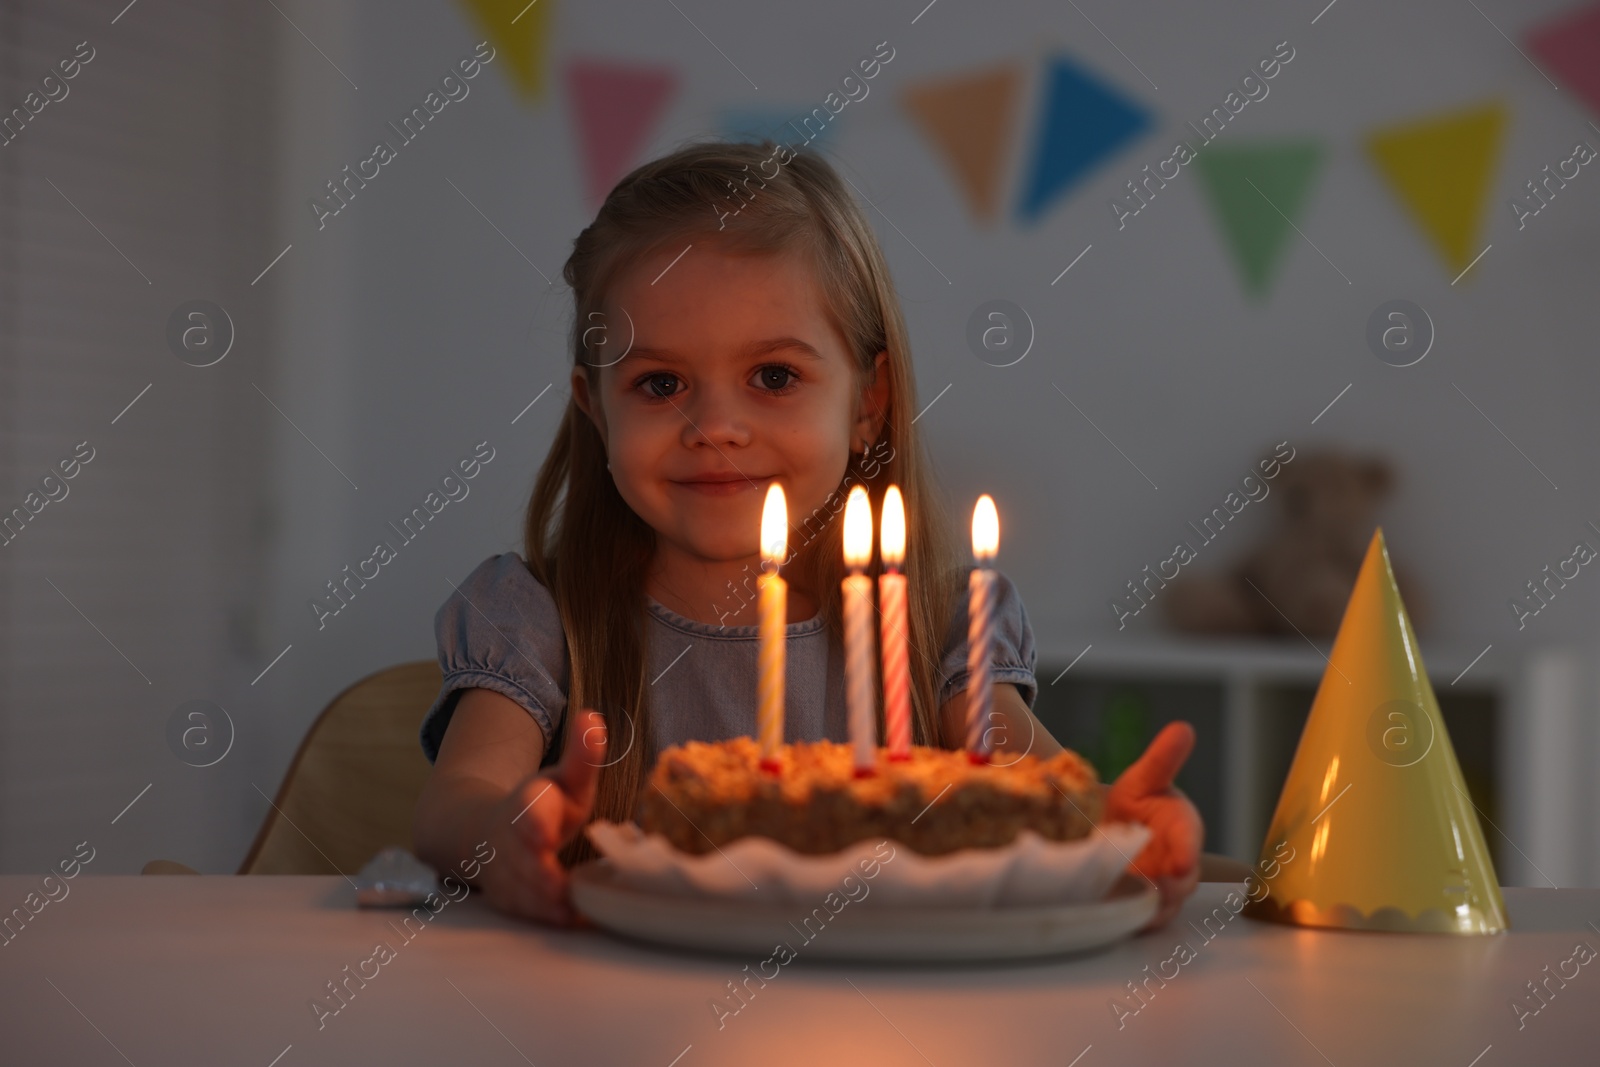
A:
[{"left": 412, "top": 140, "right": 1201, "bottom": 928}]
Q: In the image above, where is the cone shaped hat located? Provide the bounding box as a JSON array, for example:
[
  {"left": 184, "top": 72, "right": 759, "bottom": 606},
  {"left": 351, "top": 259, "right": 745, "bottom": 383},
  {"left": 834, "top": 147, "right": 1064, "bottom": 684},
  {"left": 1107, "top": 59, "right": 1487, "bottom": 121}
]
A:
[{"left": 1243, "top": 529, "right": 1508, "bottom": 933}]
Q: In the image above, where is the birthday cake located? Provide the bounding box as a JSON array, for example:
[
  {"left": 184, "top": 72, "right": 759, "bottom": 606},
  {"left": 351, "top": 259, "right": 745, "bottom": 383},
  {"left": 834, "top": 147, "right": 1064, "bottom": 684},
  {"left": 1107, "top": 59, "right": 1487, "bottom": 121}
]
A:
[{"left": 635, "top": 737, "right": 1103, "bottom": 857}]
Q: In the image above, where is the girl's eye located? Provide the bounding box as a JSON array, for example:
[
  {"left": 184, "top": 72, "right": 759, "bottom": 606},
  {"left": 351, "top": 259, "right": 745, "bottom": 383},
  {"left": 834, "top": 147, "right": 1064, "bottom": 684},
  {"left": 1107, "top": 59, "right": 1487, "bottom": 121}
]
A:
[
  {"left": 636, "top": 372, "right": 681, "bottom": 399},
  {"left": 753, "top": 364, "right": 799, "bottom": 393}
]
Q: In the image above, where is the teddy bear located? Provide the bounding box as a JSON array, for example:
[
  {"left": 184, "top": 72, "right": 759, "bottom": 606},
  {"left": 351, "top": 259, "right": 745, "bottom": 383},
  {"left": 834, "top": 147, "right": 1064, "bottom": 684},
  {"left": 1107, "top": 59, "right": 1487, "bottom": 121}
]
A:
[{"left": 1164, "top": 450, "right": 1423, "bottom": 639}]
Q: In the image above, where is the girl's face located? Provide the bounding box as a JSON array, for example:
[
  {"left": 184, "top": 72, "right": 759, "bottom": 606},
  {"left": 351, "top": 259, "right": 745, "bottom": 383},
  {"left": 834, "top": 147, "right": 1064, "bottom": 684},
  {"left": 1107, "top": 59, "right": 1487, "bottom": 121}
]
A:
[{"left": 573, "top": 239, "right": 887, "bottom": 567}]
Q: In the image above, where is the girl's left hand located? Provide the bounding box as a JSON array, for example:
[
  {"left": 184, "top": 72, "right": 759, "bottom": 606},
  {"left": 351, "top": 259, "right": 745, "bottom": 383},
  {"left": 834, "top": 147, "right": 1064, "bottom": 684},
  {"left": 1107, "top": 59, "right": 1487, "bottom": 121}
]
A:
[{"left": 1105, "top": 721, "right": 1203, "bottom": 931}]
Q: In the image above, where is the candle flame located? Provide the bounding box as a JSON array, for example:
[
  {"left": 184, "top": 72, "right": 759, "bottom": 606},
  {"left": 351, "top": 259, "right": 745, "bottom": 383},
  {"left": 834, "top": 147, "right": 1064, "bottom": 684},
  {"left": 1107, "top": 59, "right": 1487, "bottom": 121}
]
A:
[
  {"left": 881, "top": 485, "right": 905, "bottom": 567},
  {"left": 971, "top": 494, "right": 999, "bottom": 561},
  {"left": 761, "top": 482, "right": 787, "bottom": 565},
  {"left": 843, "top": 485, "right": 873, "bottom": 569}
]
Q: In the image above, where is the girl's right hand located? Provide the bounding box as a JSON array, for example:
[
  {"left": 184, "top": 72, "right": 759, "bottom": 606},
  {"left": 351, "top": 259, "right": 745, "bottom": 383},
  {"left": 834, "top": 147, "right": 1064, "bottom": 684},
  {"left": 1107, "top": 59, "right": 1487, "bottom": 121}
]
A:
[{"left": 473, "top": 708, "right": 607, "bottom": 925}]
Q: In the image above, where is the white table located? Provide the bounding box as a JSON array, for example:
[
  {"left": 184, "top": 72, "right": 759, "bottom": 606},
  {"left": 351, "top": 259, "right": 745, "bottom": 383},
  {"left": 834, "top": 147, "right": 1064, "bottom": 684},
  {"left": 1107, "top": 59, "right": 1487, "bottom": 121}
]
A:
[{"left": 1, "top": 875, "right": 1592, "bottom": 1065}]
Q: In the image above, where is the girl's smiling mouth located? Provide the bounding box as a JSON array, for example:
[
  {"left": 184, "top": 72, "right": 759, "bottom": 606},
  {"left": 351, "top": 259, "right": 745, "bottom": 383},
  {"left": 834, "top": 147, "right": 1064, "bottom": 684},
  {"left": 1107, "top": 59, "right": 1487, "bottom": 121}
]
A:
[{"left": 670, "top": 471, "right": 774, "bottom": 496}]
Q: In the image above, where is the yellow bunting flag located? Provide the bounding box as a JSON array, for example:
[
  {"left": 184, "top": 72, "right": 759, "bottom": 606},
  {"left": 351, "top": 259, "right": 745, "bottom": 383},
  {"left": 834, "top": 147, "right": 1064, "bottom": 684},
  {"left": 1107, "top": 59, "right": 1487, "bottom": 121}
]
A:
[
  {"left": 902, "top": 63, "right": 1023, "bottom": 223},
  {"left": 458, "top": 0, "right": 555, "bottom": 100},
  {"left": 1244, "top": 529, "right": 1507, "bottom": 934},
  {"left": 1365, "top": 101, "right": 1506, "bottom": 279}
]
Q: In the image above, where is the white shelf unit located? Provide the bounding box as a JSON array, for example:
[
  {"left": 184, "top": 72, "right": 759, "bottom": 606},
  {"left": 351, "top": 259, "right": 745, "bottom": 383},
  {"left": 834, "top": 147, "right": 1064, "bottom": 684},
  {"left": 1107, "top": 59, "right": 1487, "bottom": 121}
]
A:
[{"left": 1026, "top": 633, "right": 1591, "bottom": 886}]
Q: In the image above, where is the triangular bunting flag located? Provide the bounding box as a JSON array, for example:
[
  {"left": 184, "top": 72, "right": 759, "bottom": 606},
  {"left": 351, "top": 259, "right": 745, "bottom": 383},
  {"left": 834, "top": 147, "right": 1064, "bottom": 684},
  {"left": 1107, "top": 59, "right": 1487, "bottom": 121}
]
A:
[
  {"left": 565, "top": 59, "right": 678, "bottom": 206},
  {"left": 1016, "top": 56, "right": 1150, "bottom": 224},
  {"left": 719, "top": 108, "right": 838, "bottom": 149},
  {"left": 902, "top": 63, "right": 1023, "bottom": 222},
  {"left": 1366, "top": 102, "right": 1506, "bottom": 277},
  {"left": 1193, "top": 141, "right": 1323, "bottom": 297},
  {"left": 458, "top": 0, "right": 556, "bottom": 100},
  {"left": 1528, "top": 3, "right": 1600, "bottom": 118},
  {"left": 1244, "top": 530, "right": 1507, "bottom": 934}
]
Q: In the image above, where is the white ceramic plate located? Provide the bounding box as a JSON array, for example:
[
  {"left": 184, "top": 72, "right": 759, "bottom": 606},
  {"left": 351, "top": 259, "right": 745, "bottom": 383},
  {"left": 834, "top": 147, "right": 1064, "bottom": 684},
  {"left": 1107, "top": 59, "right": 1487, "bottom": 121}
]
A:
[
  {"left": 571, "top": 861, "right": 1159, "bottom": 962},
  {"left": 584, "top": 821, "right": 1151, "bottom": 909}
]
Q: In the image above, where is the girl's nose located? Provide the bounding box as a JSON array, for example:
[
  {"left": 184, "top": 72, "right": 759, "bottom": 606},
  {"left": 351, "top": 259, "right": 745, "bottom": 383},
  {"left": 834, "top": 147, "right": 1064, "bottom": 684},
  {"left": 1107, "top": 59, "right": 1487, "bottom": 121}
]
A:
[{"left": 677, "top": 384, "right": 752, "bottom": 450}]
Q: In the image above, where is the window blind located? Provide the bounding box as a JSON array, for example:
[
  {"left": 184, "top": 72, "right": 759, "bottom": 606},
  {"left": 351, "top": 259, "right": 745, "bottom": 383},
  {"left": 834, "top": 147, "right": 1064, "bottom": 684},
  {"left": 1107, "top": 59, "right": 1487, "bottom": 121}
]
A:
[{"left": 0, "top": 0, "right": 276, "bottom": 872}]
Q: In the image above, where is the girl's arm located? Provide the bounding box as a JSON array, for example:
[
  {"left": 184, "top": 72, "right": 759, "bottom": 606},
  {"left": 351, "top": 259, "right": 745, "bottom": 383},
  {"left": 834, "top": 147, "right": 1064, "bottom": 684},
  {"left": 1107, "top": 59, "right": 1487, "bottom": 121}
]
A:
[
  {"left": 937, "top": 682, "right": 1064, "bottom": 758},
  {"left": 413, "top": 689, "right": 606, "bottom": 924},
  {"left": 414, "top": 688, "right": 545, "bottom": 874}
]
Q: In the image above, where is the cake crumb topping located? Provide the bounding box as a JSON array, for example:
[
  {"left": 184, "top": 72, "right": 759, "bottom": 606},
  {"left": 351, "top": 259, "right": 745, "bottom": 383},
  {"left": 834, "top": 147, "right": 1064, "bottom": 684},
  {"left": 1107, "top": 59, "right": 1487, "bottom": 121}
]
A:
[{"left": 637, "top": 738, "right": 1103, "bottom": 856}]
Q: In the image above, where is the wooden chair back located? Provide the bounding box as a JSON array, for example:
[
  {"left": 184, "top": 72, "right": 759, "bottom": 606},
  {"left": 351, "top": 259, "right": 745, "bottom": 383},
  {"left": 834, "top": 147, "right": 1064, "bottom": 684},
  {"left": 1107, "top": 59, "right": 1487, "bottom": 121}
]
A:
[{"left": 239, "top": 660, "right": 441, "bottom": 875}]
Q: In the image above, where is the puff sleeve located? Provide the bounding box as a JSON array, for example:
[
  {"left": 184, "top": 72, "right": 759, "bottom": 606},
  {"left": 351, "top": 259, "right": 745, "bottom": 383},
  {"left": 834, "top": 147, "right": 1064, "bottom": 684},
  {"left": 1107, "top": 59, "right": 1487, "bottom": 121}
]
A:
[
  {"left": 936, "top": 567, "right": 1039, "bottom": 710},
  {"left": 419, "top": 553, "right": 570, "bottom": 763}
]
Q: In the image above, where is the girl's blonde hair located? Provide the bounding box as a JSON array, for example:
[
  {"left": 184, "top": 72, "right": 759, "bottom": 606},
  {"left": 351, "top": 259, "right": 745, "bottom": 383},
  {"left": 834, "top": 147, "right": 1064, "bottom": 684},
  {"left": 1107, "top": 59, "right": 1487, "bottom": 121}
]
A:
[{"left": 525, "top": 139, "right": 965, "bottom": 865}]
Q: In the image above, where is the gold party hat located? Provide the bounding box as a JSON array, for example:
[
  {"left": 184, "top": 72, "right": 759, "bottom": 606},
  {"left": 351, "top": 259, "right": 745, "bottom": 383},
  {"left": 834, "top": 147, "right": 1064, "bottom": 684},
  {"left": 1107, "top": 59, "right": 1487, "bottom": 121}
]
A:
[{"left": 1243, "top": 529, "right": 1508, "bottom": 934}]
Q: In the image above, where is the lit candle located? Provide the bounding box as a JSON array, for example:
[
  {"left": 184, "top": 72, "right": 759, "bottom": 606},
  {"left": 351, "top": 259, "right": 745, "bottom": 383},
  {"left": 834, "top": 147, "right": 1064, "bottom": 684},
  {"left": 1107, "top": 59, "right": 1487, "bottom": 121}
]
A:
[
  {"left": 758, "top": 483, "right": 788, "bottom": 772},
  {"left": 879, "top": 485, "right": 912, "bottom": 760},
  {"left": 967, "top": 494, "right": 999, "bottom": 761},
  {"left": 843, "top": 485, "right": 878, "bottom": 775}
]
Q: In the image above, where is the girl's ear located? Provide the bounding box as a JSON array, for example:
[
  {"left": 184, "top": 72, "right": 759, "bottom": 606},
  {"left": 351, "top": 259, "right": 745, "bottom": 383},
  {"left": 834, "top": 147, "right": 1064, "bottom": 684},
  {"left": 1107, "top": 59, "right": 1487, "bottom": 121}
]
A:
[
  {"left": 855, "top": 350, "right": 891, "bottom": 446},
  {"left": 571, "top": 366, "right": 607, "bottom": 439}
]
